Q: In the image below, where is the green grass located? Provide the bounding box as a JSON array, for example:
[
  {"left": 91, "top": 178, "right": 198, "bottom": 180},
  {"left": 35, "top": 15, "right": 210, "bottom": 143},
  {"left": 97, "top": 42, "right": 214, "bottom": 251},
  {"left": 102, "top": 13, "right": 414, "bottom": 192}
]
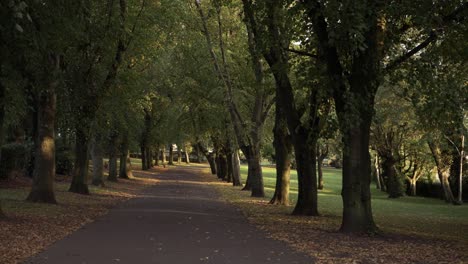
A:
[{"left": 241, "top": 165, "right": 468, "bottom": 243}]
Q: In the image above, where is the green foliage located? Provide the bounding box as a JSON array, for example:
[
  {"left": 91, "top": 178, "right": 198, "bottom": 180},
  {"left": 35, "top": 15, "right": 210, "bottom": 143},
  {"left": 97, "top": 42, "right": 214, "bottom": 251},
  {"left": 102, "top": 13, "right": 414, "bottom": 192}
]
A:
[
  {"left": 55, "top": 147, "right": 74, "bottom": 176},
  {"left": 0, "top": 142, "right": 28, "bottom": 179}
]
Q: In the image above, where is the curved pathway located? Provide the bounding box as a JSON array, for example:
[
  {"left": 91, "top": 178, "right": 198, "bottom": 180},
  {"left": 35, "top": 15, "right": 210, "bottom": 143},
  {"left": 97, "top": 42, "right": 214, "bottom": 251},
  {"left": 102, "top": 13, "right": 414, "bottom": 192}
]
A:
[{"left": 26, "top": 165, "right": 314, "bottom": 264}]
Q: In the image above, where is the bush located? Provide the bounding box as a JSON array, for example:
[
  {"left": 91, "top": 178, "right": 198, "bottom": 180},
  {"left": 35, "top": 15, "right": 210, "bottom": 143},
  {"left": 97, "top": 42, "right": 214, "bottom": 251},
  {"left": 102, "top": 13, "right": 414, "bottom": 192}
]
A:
[
  {"left": 0, "top": 143, "right": 28, "bottom": 179},
  {"left": 56, "top": 148, "right": 74, "bottom": 175}
]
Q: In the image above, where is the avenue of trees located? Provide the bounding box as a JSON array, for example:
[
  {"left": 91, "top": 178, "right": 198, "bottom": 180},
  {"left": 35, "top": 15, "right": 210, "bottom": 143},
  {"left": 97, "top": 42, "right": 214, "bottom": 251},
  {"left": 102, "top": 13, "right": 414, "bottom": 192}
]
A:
[{"left": 0, "top": 0, "right": 466, "bottom": 233}]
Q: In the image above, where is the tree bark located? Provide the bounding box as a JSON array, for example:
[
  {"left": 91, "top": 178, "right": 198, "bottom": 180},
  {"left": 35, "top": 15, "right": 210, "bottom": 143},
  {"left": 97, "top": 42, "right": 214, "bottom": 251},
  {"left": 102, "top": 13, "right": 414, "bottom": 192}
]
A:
[
  {"left": 119, "top": 136, "right": 132, "bottom": 179},
  {"left": 177, "top": 146, "right": 182, "bottom": 164},
  {"left": 197, "top": 143, "right": 217, "bottom": 174},
  {"left": 459, "top": 135, "right": 464, "bottom": 204},
  {"left": 241, "top": 145, "right": 264, "bottom": 197},
  {"left": 107, "top": 132, "right": 119, "bottom": 182},
  {"left": 429, "top": 141, "right": 456, "bottom": 203},
  {"left": 317, "top": 144, "right": 328, "bottom": 190},
  {"left": 91, "top": 134, "right": 104, "bottom": 186},
  {"left": 69, "top": 128, "right": 90, "bottom": 194},
  {"left": 232, "top": 150, "right": 242, "bottom": 186},
  {"left": 168, "top": 144, "right": 174, "bottom": 165},
  {"left": 270, "top": 103, "right": 291, "bottom": 205},
  {"left": 375, "top": 153, "right": 382, "bottom": 189},
  {"left": 184, "top": 145, "right": 190, "bottom": 164},
  {"left": 161, "top": 146, "right": 167, "bottom": 164},
  {"left": 154, "top": 149, "right": 160, "bottom": 166},
  {"left": 27, "top": 55, "right": 59, "bottom": 203},
  {"left": 409, "top": 180, "right": 417, "bottom": 196},
  {"left": 147, "top": 148, "right": 153, "bottom": 169},
  {"left": 226, "top": 151, "right": 234, "bottom": 183},
  {"left": 339, "top": 124, "right": 376, "bottom": 233},
  {"left": 292, "top": 135, "right": 319, "bottom": 215},
  {"left": 382, "top": 157, "right": 404, "bottom": 198},
  {"left": 141, "top": 145, "right": 147, "bottom": 170}
]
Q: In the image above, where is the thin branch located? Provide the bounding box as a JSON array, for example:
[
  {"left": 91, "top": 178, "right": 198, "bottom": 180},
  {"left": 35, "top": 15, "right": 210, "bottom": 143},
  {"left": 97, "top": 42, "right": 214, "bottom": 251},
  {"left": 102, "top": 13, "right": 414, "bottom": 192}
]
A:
[
  {"left": 385, "top": 31, "right": 437, "bottom": 72},
  {"left": 285, "top": 48, "right": 318, "bottom": 59},
  {"left": 385, "top": 2, "right": 467, "bottom": 72}
]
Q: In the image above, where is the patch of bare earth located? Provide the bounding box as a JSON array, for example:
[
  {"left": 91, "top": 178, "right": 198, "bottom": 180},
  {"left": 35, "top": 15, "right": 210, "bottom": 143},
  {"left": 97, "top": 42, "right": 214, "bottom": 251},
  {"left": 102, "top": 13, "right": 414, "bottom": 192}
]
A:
[
  {"left": 202, "top": 170, "right": 468, "bottom": 264},
  {"left": 0, "top": 169, "right": 160, "bottom": 264}
]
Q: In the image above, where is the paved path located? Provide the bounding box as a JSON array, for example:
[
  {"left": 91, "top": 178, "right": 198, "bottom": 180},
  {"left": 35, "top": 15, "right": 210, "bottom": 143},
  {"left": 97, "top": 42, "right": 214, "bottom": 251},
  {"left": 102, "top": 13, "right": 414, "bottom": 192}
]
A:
[{"left": 26, "top": 165, "right": 314, "bottom": 264}]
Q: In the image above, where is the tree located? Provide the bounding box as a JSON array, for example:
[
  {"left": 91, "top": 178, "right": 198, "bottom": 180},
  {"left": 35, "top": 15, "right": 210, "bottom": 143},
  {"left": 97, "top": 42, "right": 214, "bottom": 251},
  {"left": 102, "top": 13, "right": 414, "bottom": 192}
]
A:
[{"left": 194, "top": 0, "right": 274, "bottom": 197}]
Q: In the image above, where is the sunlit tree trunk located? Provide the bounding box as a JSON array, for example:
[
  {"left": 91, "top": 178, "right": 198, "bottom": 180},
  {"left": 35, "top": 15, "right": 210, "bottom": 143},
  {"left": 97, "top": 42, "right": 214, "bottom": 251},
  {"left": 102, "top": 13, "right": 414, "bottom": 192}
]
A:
[
  {"left": 27, "top": 54, "right": 59, "bottom": 203},
  {"left": 232, "top": 150, "right": 242, "bottom": 186},
  {"left": 429, "top": 141, "right": 456, "bottom": 203}
]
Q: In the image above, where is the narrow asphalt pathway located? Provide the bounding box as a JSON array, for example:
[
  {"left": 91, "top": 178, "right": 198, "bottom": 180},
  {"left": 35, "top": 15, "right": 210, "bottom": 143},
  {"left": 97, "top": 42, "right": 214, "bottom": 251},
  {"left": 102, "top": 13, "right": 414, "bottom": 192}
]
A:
[{"left": 26, "top": 165, "right": 314, "bottom": 264}]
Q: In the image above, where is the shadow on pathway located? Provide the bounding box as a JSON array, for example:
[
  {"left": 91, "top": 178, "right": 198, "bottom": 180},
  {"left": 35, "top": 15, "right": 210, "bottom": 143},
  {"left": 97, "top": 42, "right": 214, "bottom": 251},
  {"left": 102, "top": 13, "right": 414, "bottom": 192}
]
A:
[{"left": 26, "top": 165, "right": 314, "bottom": 264}]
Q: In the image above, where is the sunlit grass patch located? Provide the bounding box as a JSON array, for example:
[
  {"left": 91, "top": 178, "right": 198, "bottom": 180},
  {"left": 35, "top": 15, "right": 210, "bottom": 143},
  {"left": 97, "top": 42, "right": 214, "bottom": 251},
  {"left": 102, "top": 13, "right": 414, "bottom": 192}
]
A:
[{"left": 212, "top": 164, "right": 468, "bottom": 263}]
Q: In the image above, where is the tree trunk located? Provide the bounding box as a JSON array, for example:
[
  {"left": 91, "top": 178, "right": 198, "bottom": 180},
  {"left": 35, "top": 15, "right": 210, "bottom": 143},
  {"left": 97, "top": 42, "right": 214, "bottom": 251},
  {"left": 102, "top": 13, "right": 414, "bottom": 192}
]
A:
[
  {"left": 168, "top": 144, "right": 174, "bottom": 165},
  {"left": 270, "top": 104, "right": 291, "bottom": 205},
  {"left": 141, "top": 145, "right": 147, "bottom": 170},
  {"left": 226, "top": 151, "right": 233, "bottom": 183},
  {"left": 0, "top": 69, "right": 5, "bottom": 145},
  {"left": 292, "top": 134, "right": 318, "bottom": 215},
  {"left": 196, "top": 145, "right": 201, "bottom": 163},
  {"left": 69, "top": 128, "right": 90, "bottom": 194},
  {"left": 197, "top": 143, "right": 217, "bottom": 174},
  {"left": 381, "top": 156, "right": 403, "bottom": 198},
  {"left": 241, "top": 145, "right": 264, "bottom": 197},
  {"left": 317, "top": 155, "right": 324, "bottom": 190},
  {"left": 119, "top": 136, "right": 132, "bottom": 179},
  {"left": 185, "top": 147, "right": 190, "bottom": 164},
  {"left": 154, "top": 149, "right": 160, "bottom": 166},
  {"left": 232, "top": 150, "right": 242, "bottom": 186},
  {"left": 109, "top": 154, "right": 118, "bottom": 181},
  {"left": 340, "top": 124, "right": 376, "bottom": 233},
  {"left": 162, "top": 146, "right": 167, "bottom": 164},
  {"left": 177, "top": 147, "right": 182, "bottom": 164},
  {"left": 26, "top": 62, "right": 58, "bottom": 203},
  {"left": 458, "top": 135, "right": 464, "bottom": 204},
  {"left": 429, "top": 141, "right": 456, "bottom": 203},
  {"left": 107, "top": 133, "right": 118, "bottom": 182},
  {"left": 147, "top": 148, "right": 153, "bottom": 169},
  {"left": 219, "top": 153, "right": 228, "bottom": 181},
  {"left": 375, "top": 153, "right": 382, "bottom": 189},
  {"left": 410, "top": 180, "right": 417, "bottom": 196},
  {"left": 91, "top": 134, "right": 104, "bottom": 186}
]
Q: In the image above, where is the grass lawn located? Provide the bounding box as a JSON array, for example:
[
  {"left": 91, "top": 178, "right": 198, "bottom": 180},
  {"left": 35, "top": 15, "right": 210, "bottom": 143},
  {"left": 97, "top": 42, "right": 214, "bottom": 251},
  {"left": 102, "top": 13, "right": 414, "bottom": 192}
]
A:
[
  {"left": 211, "top": 164, "right": 468, "bottom": 263},
  {"left": 241, "top": 165, "right": 468, "bottom": 242}
]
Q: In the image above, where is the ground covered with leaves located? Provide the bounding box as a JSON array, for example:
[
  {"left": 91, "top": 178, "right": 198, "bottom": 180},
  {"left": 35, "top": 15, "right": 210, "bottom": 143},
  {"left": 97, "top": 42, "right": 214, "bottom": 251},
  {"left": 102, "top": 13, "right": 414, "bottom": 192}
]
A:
[
  {"left": 0, "top": 169, "right": 160, "bottom": 264},
  {"left": 209, "top": 171, "right": 468, "bottom": 263}
]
